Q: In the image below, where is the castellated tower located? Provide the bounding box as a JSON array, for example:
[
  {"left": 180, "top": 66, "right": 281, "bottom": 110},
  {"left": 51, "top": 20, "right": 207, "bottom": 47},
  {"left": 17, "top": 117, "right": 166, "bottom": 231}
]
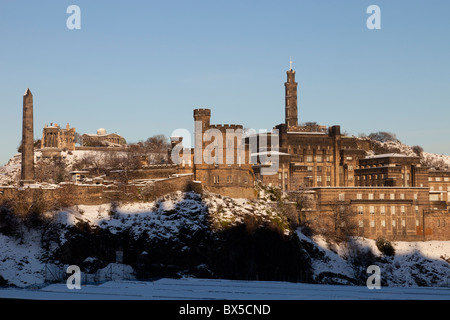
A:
[
  {"left": 20, "top": 88, "right": 35, "bottom": 185},
  {"left": 193, "top": 108, "right": 211, "bottom": 131},
  {"left": 193, "top": 108, "right": 211, "bottom": 164},
  {"left": 285, "top": 64, "right": 298, "bottom": 128}
]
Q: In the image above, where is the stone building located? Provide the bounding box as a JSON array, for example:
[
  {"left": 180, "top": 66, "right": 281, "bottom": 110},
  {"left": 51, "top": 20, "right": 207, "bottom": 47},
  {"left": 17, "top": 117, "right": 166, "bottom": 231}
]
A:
[
  {"left": 169, "top": 108, "right": 255, "bottom": 199},
  {"left": 306, "top": 187, "right": 431, "bottom": 241},
  {"left": 354, "top": 153, "right": 429, "bottom": 188},
  {"left": 252, "top": 66, "right": 371, "bottom": 191},
  {"left": 41, "top": 123, "right": 76, "bottom": 150},
  {"left": 81, "top": 128, "right": 126, "bottom": 147},
  {"left": 250, "top": 63, "right": 450, "bottom": 240}
]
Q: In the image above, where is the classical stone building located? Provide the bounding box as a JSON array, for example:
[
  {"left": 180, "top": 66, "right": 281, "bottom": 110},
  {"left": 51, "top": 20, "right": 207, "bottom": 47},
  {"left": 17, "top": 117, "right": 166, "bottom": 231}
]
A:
[
  {"left": 41, "top": 123, "right": 76, "bottom": 151},
  {"left": 40, "top": 123, "right": 77, "bottom": 158},
  {"left": 81, "top": 128, "right": 126, "bottom": 147}
]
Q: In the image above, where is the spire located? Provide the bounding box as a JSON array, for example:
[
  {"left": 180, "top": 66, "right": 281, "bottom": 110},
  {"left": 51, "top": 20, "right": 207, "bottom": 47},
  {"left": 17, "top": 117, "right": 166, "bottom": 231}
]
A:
[
  {"left": 289, "top": 57, "right": 293, "bottom": 71},
  {"left": 24, "top": 88, "right": 32, "bottom": 96}
]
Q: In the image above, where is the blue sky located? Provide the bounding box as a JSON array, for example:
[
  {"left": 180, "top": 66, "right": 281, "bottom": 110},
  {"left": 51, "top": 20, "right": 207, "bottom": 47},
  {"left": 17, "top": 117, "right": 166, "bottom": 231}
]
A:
[{"left": 0, "top": 0, "right": 449, "bottom": 165}]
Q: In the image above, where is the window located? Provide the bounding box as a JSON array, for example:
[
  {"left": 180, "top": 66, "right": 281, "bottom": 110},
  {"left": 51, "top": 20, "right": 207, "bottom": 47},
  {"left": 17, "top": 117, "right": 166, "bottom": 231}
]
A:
[
  {"left": 414, "top": 193, "right": 418, "bottom": 200},
  {"left": 400, "top": 193, "right": 405, "bottom": 200},
  {"left": 369, "top": 206, "right": 375, "bottom": 214},
  {"left": 317, "top": 155, "right": 323, "bottom": 163},
  {"left": 307, "top": 166, "right": 313, "bottom": 171},
  {"left": 357, "top": 193, "right": 362, "bottom": 200},
  {"left": 368, "top": 193, "right": 374, "bottom": 200},
  {"left": 436, "top": 177, "right": 441, "bottom": 181},
  {"left": 338, "top": 193, "right": 345, "bottom": 201},
  {"left": 390, "top": 194, "right": 395, "bottom": 200},
  {"left": 326, "top": 176, "right": 331, "bottom": 182},
  {"left": 278, "top": 173, "right": 282, "bottom": 180},
  {"left": 444, "top": 177, "right": 449, "bottom": 182},
  {"left": 392, "top": 220, "right": 396, "bottom": 227},
  {"left": 307, "top": 155, "right": 313, "bottom": 162},
  {"left": 227, "top": 175, "right": 232, "bottom": 183},
  {"left": 359, "top": 220, "right": 364, "bottom": 227},
  {"left": 244, "top": 176, "right": 248, "bottom": 184},
  {"left": 381, "top": 220, "right": 386, "bottom": 227},
  {"left": 317, "top": 176, "right": 322, "bottom": 182},
  {"left": 430, "top": 194, "right": 439, "bottom": 201},
  {"left": 429, "top": 177, "right": 433, "bottom": 181},
  {"left": 379, "top": 193, "right": 385, "bottom": 200},
  {"left": 348, "top": 165, "right": 353, "bottom": 171},
  {"left": 391, "top": 206, "right": 396, "bottom": 215},
  {"left": 370, "top": 220, "right": 375, "bottom": 227},
  {"left": 381, "top": 206, "right": 385, "bottom": 215},
  {"left": 416, "top": 219, "right": 420, "bottom": 227},
  {"left": 284, "top": 173, "right": 288, "bottom": 179},
  {"left": 402, "top": 219, "right": 406, "bottom": 227},
  {"left": 346, "top": 156, "right": 353, "bottom": 160},
  {"left": 401, "top": 206, "right": 405, "bottom": 214},
  {"left": 358, "top": 206, "right": 364, "bottom": 214},
  {"left": 415, "top": 205, "right": 419, "bottom": 214}
]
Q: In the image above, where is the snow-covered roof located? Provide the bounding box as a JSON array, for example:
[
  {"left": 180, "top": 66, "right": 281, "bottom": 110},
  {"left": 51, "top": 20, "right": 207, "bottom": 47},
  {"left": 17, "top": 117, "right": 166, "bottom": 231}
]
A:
[
  {"left": 251, "top": 151, "right": 290, "bottom": 156},
  {"left": 287, "top": 131, "right": 326, "bottom": 135},
  {"left": 364, "top": 153, "right": 413, "bottom": 159}
]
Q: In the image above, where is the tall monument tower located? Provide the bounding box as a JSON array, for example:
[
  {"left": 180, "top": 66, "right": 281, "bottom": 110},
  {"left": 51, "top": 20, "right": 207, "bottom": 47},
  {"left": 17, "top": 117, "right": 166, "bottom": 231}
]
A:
[
  {"left": 20, "top": 88, "right": 35, "bottom": 185},
  {"left": 285, "top": 58, "right": 298, "bottom": 128}
]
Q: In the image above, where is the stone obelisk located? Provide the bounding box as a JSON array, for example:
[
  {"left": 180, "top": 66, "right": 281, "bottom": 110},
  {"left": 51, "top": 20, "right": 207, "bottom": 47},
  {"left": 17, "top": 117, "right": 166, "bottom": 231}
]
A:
[{"left": 20, "top": 88, "right": 35, "bottom": 185}]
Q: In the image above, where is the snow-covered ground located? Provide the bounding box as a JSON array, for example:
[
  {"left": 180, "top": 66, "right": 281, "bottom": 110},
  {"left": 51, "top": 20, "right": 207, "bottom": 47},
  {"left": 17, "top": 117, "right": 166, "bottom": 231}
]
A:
[
  {"left": 0, "top": 277, "right": 448, "bottom": 300},
  {"left": 297, "top": 232, "right": 450, "bottom": 287},
  {"left": 1, "top": 192, "right": 449, "bottom": 290}
]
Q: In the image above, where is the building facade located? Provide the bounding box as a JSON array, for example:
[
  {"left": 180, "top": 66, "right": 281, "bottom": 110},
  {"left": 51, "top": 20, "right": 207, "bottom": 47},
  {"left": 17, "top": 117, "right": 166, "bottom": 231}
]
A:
[{"left": 251, "top": 65, "right": 450, "bottom": 240}]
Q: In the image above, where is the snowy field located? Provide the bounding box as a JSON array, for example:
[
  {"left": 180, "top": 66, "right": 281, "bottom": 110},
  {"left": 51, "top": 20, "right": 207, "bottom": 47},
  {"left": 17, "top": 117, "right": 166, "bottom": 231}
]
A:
[{"left": 0, "top": 278, "right": 449, "bottom": 300}]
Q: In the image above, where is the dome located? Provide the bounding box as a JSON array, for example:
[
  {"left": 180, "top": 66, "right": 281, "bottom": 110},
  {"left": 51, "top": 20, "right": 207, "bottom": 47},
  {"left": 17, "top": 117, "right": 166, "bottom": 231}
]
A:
[{"left": 97, "top": 128, "right": 107, "bottom": 135}]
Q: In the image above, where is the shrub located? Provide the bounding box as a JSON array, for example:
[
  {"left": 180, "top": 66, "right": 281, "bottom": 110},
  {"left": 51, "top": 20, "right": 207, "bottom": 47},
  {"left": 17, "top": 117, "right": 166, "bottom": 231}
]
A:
[
  {"left": 376, "top": 237, "right": 395, "bottom": 256},
  {"left": 0, "top": 204, "right": 20, "bottom": 237}
]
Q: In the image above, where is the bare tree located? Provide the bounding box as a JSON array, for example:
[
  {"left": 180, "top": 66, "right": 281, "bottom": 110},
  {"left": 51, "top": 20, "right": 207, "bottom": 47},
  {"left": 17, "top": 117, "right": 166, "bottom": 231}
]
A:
[
  {"left": 142, "top": 134, "right": 170, "bottom": 164},
  {"left": 35, "top": 158, "right": 69, "bottom": 184},
  {"left": 328, "top": 200, "right": 358, "bottom": 242}
]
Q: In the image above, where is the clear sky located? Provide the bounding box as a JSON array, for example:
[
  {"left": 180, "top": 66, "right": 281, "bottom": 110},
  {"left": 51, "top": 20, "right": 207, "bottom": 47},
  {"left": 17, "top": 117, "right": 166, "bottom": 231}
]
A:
[{"left": 1, "top": 0, "right": 449, "bottom": 165}]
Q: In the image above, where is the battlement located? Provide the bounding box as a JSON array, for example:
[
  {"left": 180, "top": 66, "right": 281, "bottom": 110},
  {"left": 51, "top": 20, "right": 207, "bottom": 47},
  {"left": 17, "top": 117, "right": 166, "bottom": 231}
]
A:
[
  {"left": 193, "top": 108, "right": 211, "bottom": 116},
  {"left": 208, "top": 124, "right": 243, "bottom": 131}
]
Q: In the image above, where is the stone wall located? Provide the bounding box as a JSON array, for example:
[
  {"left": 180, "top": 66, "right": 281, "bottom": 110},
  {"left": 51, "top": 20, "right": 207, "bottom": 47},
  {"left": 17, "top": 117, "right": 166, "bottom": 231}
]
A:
[{"left": 0, "top": 174, "right": 202, "bottom": 208}]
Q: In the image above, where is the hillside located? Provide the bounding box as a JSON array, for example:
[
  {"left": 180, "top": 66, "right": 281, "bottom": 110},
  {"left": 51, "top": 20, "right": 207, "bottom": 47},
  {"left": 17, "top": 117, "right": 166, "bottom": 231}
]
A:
[{"left": 0, "top": 190, "right": 449, "bottom": 289}]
